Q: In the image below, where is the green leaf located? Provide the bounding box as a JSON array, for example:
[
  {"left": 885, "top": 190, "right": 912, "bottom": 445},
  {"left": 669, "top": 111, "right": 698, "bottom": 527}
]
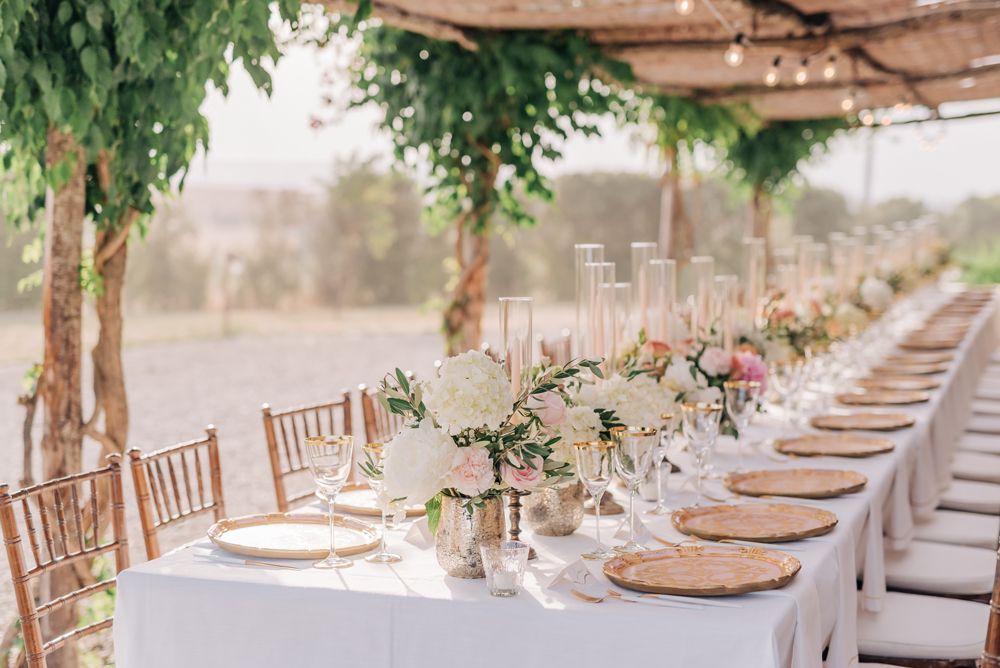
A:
[
  {"left": 425, "top": 494, "right": 442, "bottom": 535},
  {"left": 79, "top": 46, "right": 97, "bottom": 81},
  {"left": 85, "top": 4, "right": 103, "bottom": 30},
  {"left": 56, "top": 1, "right": 72, "bottom": 24},
  {"left": 70, "top": 22, "right": 86, "bottom": 50}
]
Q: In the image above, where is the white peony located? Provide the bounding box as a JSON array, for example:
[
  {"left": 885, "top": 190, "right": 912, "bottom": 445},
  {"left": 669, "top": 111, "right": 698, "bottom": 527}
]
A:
[
  {"left": 581, "top": 373, "right": 673, "bottom": 429},
  {"left": 661, "top": 358, "right": 705, "bottom": 395},
  {"left": 383, "top": 420, "right": 458, "bottom": 504},
  {"left": 551, "top": 405, "right": 603, "bottom": 467},
  {"left": 860, "top": 277, "right": 893, "bottom": 313},
  {"left": 834, "top": 302, "right": 868, "bottom": 331},
  {"left": 424, "top": 351, "right": 513, "bottom": 435}
]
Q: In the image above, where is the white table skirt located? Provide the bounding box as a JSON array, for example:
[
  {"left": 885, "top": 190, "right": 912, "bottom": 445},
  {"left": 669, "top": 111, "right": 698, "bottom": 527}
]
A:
[{"left": 112, "top": 287, "right": 996, "bottom": 668}]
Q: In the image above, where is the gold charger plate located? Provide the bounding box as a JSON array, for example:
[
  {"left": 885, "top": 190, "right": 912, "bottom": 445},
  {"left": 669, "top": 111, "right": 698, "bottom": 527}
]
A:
[
  {"left": 774, "top": 434, "right": 894, "bottom": 458},
  {"left": 334, "top": 482, "right": 426, "bottom": 517},
  {"left": 208, "top": 512, "right": 379, "bottom": 559},
  {"left": 604, "top": 545, "right": 800, "bottom": 596},
  {"left": 810, "top": 412, "right": 915, "bottom": 431},
  {"left": 872, "top": 361, "right": 950, "bottom": 375},
  {"left": 725, "top": 468, "right": 867, "bottom": 498},
  {"left": 900, "top": 338, "right": 962, "bottom": 351},
  {"left": 836, "top": 389, "right": 930, "bottom": 406},
  {"left": 856, "top": 376, "right": 941, "bottom": 391},
  {"left": 886, "top": 352, "right": 954, "bottom": 365},
  {"left": 672, "top": 503, "right": 837, "bottom": 542}
]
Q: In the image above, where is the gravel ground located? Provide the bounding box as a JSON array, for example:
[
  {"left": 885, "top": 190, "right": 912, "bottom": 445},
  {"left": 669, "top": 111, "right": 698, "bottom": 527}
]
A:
[{"left": 0, "top": 331, "right": 447, "bottom": 655}]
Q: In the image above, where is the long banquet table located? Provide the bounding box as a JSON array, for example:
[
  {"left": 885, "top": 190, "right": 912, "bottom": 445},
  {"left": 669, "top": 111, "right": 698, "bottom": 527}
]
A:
[{"left": 113, "top": 285, "right": 997, "bottom": 668}]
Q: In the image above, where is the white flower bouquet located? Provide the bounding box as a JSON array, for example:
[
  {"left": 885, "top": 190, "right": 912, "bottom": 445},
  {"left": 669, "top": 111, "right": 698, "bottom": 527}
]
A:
[{"left": 375, "top": 351, "right": 604, "bottom": 532}]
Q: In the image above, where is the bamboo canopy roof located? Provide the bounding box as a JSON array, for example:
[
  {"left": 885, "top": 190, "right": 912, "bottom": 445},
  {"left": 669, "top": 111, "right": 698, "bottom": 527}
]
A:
[{"left": 332, "top": 0, "right": 1000, "bottom": 120}]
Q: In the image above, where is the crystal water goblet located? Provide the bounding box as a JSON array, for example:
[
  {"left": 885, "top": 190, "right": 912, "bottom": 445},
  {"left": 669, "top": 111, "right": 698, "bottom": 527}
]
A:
[
  {"left": 680, "top": 403, "right": 723, "bottom": 506},
  {"left": 770, "top": 359, "right": 804, "bottom": 430},
  {"left": 648, "top": 414, "right": 675, "bottom": 516},
  {"left": 723, "top": 380, "right": 762, "bottom": 472},
  {"left": 360, "top": 442, "right": 402, "bottom": 564},
  {"left": 574, "top": 440, "right": 617, "bottom": 560},
  {"left": 305, "top": 435, "right": 354, "bottom": 569},
  {"left": 611, "top": 426, "right": 659, "bottom": 552}
]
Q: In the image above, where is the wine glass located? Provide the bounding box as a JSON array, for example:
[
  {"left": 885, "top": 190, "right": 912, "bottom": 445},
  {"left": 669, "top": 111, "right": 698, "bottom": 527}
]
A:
[
  {"left": 611, "top": 426, "right": 659, "bottom": 552},
  {"left": 574, "top": 440, "right": 617, "bottom": 560},
  {"left": 647, "top": 414, "right": 675, "bottom": 516},
  {"left": 305, "top": 435, "right": 354, "bottom": 569},
  {"left": 360, "top": 442, "right": 402, "bottom": 564},
  {"left": 723, "top": 380, "right": 762, "bottom": 472},
  {"left": 680, "top": 403, "right": 723, "bottom": 506},
  {"left": 770, "top": 359, "right": 804, "bottom": 431}
]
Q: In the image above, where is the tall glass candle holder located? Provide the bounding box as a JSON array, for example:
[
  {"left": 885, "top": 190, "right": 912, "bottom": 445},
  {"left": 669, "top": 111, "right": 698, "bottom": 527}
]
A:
[
  {"left": 713, "top": 274, "right": 739, "bottom": 351},
  {"left": 499, "top": 297, "right": 533, "bottom": 399},
  {"left": 742, "top": 237, "right": 766, "bottom": 329},
  {"left": 631, "top": 242, "right": 659, "bottom": 335},
  {"left": 583, "top": 262, "right": 615, "bottom": 362},
  {"left": 807, "top": 242, "right": 828, "bottom": 300},
  {"left": 689, "top": 256, "right": 714, "bottom": 340},
  {"left": 574, "top": 244, "right": 605, "bottom": 357},
  {"left": 772, "top": 248, "right": 797, "bottom": 304},
  {"left": 792, "top": 235, "right": 813, "bottom": 307},
  {"left": 603, "top": 282, "right": 632, "bottom": 375},
  {"left": 596, "top": 281, "right": 619, "bottom": 376},
  {"left": 648, "top": 259, "right": 676, "bottom": 344}
]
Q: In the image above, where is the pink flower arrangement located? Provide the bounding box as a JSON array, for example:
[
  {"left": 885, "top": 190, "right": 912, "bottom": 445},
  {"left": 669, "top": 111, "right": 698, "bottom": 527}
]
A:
[
  {"left": 501, "top": 454, "right": 544, "bottom": 491},
  {"left": 731, "top": 351, "right": 768, "bottom": 390},
  {"left": 447, "top": 447, "right": 495, "bottom": 497},
  {"left": 699, "top": 346, "right": 733, "bottom": 377}
]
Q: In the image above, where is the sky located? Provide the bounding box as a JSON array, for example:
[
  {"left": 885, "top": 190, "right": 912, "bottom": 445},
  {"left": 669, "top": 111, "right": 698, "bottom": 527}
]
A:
[{"left": 186, "top": 43, "right": 1000, "bottom": 210}]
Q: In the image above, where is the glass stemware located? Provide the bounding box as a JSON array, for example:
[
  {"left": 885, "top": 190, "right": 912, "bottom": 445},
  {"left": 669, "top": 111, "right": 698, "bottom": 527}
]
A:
[
  {"left": 305, "top": 435, "right": 354, "bottom": 569},
  {"left": 680, "top": 403, "right": 723, "bottom": 506},
  {"left": 770, "top": 359, "right": 804, "bottom": 431},
  {"left": 574, "top": 440, "right": 617, "bottom": 560},
  {"left": 361, "top": 442, "right": 402, "bottom": 564},
  {"left": 611, "top": 426, "right": 659, "bottom": 552},
  {"left": 648, "top": 414, "right": 675, "bottom": 516},
  {"left": 723, "top": 381, "right": 762, "bottom": 472}
]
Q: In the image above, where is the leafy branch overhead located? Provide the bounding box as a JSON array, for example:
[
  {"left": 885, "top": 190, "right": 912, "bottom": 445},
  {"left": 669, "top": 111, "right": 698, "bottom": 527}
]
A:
[{"left": 343, "top": 25, "right": 636, "bottom": 233}]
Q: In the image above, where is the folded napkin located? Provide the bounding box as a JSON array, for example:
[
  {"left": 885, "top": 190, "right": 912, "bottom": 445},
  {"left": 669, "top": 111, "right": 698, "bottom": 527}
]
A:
[
  {"left": 545, "top": 558, "right": 601, "bottom": 595},
  {"left": 404, "top": 516, "right": 433, "bottom": 549},
  {"left": 613, "top": 504, "right": 656, "bottom": 547}
]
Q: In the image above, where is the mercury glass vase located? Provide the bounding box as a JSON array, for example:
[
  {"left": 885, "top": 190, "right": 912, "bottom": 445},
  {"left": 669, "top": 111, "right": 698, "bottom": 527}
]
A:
[
  {"left": 435, "top": 496, "right": 505, "bottom": 579},
  {"left": 522, "top": 480, "right": 585, "bottom": 537}
]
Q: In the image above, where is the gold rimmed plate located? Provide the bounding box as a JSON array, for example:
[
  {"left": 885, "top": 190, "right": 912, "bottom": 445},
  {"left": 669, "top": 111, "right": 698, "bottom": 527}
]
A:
[
  {"left": 334, "top": 482, "right": 426, "bottom": 517},
  {"left": 208, "top": 513, "right": 379, "bottom": 559},
  {"left": 774, "top": 434, "right": 894, "bottom": 458},
  {"left": 900, "top": 338, "right": 962, "bottom": 351},
  {"left": 856, "top": 376, "right": 941, "bottom": 391},
  {"left": 836, "top": 389, "right": 930, "bottom": 406},
  {"left": 886, "top": 352, "right": 954, "bottom": 365},
  {"left": 603, "top": 545, "right": 801, "bottom": 597},
  {"left": 872, "top": 361, "right": 950, "bottom": 375},
  {"left": 725, "top": 468, "right": 867, "bottom": 498},
  {"left": 672, "top": 503, "right": 838, "bottom": 543},
  {"left": 810, "top": 412, "right": 915, "bottom": 431}
]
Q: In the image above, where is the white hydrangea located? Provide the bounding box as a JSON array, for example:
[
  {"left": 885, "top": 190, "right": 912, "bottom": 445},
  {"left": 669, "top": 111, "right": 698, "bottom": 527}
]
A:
[
  {"left": 551, "top": 405, "right": 603, "bottom": 468},
  {"left": 382, "top": 419, "right": 459, "bottom": 504},
  {"left": 860, "top": 277, "right": 894, "bottom": 313},
  {"left": 580, "top": 373, "right": 673, "bottom": 429},
  {"left": 661, "top": 358, "right": 705, "bottom": 396},
  {"left": 424, "top": 350, "right": 513, "bottom": 435},
  {"left": 834, "top": 302, "right": 868, "bottom": 331}
]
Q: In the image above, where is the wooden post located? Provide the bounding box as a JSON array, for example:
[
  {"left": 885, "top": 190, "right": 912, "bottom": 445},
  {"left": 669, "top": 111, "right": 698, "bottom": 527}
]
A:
[
  {"left": 128, "top": 447, "right": 161, "bottom": 561},
  {"left": 261, "top": 404, "right": 289, "bottom": 512},
  {"left": 107, "top": 454, "right": 130, "bottom": 573},
  {"left": 205, "top": 426, "right": 225, "bottom": 521},
  {"left": 982, "top": 547, "right": 1000, "bottom": 666},
  {"left": 0, "top": 483, "right": 46, "bottom": 665}
]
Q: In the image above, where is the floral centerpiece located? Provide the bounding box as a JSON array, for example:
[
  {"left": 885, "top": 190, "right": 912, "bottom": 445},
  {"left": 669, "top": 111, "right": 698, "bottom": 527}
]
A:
[
  {"left": 854, "top": 276, "right": 895, "bottom": 316},
  {"left": 753, "top": 292, "right": 832, "bottom": 361},
  {"left": 675, "top": 343, "right": 768, "bottom": 436}
]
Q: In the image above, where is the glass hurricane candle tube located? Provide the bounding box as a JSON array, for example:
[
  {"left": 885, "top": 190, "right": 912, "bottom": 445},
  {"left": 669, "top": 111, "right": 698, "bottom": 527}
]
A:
[
  {"left": 630, "top": 242, "right": 659, "bottom": 335},
  {"left": 689, "top": 256, "right": 715, "bottom": 340},
  {"left": 742, "top": 237, "right": 767, "bottom": 328},
  {"left": 499, "top": 297, "right": 533, "bottom": 399},
  {"left": 598, "top": 282, "right": 632, "bottom": 375},
  {"left": 583, "top": 262, "right": 615, "bottom": 364},
  {"left": 713, "top": 274, "right": 739, "bottom": 352},
  {"left": 647, "top": 258, "right": 676, "bottom": 345},
  {"left": 574, "top": 244, "right": 605, "bottom": 357}
]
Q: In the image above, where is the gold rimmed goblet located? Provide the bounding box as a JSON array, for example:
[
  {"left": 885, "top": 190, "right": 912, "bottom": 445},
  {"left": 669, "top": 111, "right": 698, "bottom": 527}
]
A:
[
  {"left": 361, "top": 442, "right": 402, "bottom": 564},
  {"left": 680, "top": 403, "right": 723, "bottom": 507},
  {"left": 304, "top": 435, "right": 354, "bottom": 569},
  {"left": 574, "top": 440, "right": 617, "bottom": 560},
  {"left": 723, "top": 380, "right": 763, "bottom": 473},
  {"left": 611, "top": 426, "right": 659, "bottom": 552},
  {"left": 648, "top": 413, "right": 676, "bottom": 516}
]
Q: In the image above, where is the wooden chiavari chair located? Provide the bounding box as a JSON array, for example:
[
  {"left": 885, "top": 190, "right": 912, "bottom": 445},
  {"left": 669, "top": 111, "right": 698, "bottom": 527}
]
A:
[
  {"left": 539, "top": 330, "right": 573, "bottom": 366},
  {"left": 360, "top": 371, "right": 414, "bottom": 444},
  {"left": 127, "top": 426, "right": 225, "bottom": 560},
  {"left": 261, "top": 392, "right": 351, "bottom": 512},
  {"left": 0, "top": 455, "right": 129, "bottom": 668}
]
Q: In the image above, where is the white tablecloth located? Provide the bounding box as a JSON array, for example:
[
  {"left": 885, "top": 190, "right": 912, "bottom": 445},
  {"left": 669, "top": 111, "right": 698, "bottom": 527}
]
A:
[{"left": 113, "top": 287, "right": 996, "bottom": 668}]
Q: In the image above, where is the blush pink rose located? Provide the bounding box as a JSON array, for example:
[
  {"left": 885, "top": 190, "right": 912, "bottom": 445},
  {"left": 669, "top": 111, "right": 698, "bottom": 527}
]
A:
[
  {"left": 448, "top": 447, "right": 495, "bottom": 497},
  {"left": 699, "top": 346, "right": 733, "bottom": 377},
  {"left": 501, "top": 454, "right": 544, "bottom": 492},
  {"left": 731, "top": 352, "right": 768, "bottom": 390},
  {"left": 526, "top": 390, "right": 566, "bottom": 427}
]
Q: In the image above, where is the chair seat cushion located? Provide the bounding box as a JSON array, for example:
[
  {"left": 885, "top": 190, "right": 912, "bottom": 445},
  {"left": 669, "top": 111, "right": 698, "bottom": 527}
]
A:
[
  {"left": 913, "top": 509, "right": 999, "bottom": 549},
  {"left": 940, "top": 479, "right": 1000, "bottom": 514},
  {"left": 952, "top": 450, "right": 1000, "bottom": 483},
  {"left": 959, "top": 432, "right": 1000, "bottom": 455},
  {"left": 980, "top": 387, "right": 1000, "bottom": 402},
  {"left": 969, "top": 414, "right": 1000, "bottom": 434},
  {"left": 885, "top": 540, "right": 995, "bottom": 595},
  {"left": 974, "top": 399, "right": 1000, "bottom": 416},
  {"left": 858, "top": 591, "right": 989, "bottom": 660}
]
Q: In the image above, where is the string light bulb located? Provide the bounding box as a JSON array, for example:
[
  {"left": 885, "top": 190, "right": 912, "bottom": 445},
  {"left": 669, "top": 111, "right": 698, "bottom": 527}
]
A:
[
  {"left": 764, "top": 56, "right": 781, "bottom": 87},
  {"left": 840, "top": 88, "right": 857, "bottom": 112},
  {"left": 859, "top": 110, "right": 875, "bottom": 126},
  {"left": 794, "top": 59, "right": 809, "bottom": 85},
  {"left": 823, "top": 55, "right": 837, "bottom": 80},
  {"left": 675, "top": 0, "right": 695, "bottom": 16},
  {"left": 724, "top": 34, "right": 746, "bottom": 67}
]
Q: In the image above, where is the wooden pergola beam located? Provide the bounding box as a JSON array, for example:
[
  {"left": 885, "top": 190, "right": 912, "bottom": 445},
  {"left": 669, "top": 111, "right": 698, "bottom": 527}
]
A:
[{"left": 322, "top": 0, "right": 479, "bottom": 50}]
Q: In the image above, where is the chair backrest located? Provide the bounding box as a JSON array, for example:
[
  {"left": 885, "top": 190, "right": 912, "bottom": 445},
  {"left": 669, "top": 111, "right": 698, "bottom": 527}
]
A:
[
  {"left": 360, "top": 371, "right": 415, "bottom": 444},
  {"left": 261, "top": 392, "right": 351, "bottom": 512},
  {"left": 539, "top": 330, "right": 573, "bottom": 367},
  {"left": 127, "top": 426, "right": 225, "bottom": 560},
  {"left": 983, "top": 547, "right": 1000, "bottom": 666},
  {"left": 0, "top": 456, "right": 129, "bottom": 668}
]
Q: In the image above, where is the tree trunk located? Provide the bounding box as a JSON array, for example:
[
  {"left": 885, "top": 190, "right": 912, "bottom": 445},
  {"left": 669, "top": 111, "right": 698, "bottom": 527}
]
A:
[
  {"left": 658, "top": 145, "right": 693, "bottom": 265},
  {"left": 40, "top": 127, "right": 85, "bottom": 668},
  {"left": 751, "top": 183, "right": 773, "bottom": 272},
  {"left": 443, "top": 228, "right": 490, "bottom": 356}
]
